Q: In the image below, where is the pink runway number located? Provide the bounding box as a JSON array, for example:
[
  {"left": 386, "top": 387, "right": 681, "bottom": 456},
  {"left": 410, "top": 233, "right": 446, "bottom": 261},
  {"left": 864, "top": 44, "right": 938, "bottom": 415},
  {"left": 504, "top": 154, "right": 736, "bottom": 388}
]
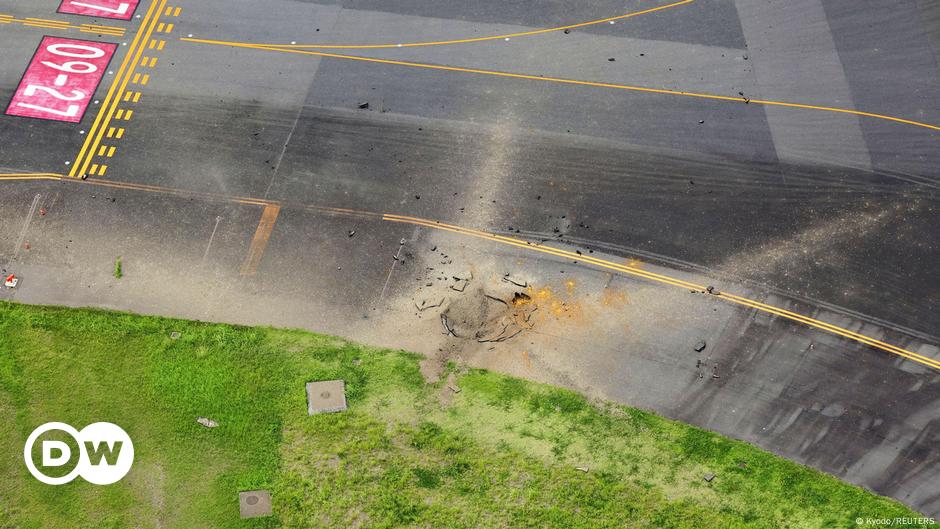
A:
[
  {"left": 6, "top": 37, "right": 117, "bottom": 123},
  {"left": 58, "top": 0, "right": 140, "bottom": 21}
]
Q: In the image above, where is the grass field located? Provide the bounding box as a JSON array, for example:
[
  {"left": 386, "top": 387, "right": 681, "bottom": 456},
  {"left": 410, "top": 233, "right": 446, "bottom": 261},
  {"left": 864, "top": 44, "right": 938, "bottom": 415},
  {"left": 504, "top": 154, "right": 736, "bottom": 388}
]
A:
[{"left": 0, "top": 301, "right": 923, "bottom": 528}]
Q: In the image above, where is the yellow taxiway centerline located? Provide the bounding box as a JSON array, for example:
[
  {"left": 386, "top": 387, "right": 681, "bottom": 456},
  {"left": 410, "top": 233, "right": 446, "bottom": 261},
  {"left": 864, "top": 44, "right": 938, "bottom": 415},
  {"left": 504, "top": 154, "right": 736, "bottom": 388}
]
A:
[
  {"left": 180, "top": 38, "right": 940, "bottom": 134},
  {"left": 223, "top": 0, "right": 694, "bottom": 50}
]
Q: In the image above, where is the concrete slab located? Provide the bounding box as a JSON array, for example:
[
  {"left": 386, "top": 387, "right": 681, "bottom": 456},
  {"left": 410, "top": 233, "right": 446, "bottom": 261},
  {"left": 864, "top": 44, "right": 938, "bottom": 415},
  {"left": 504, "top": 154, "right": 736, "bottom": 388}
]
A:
[
  {"left": 238, "top": 490, "right": 272, "bottom": 519},
  {"left": 306, "top": 380, "right": 348, "bottom": 415}
]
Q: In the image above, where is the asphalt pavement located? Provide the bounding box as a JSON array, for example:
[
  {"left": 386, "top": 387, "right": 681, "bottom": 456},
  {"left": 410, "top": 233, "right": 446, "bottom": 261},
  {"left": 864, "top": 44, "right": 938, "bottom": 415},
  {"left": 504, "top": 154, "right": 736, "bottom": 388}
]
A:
[{"left": 1, "top": 0, "right": 939, "bottom": 516}]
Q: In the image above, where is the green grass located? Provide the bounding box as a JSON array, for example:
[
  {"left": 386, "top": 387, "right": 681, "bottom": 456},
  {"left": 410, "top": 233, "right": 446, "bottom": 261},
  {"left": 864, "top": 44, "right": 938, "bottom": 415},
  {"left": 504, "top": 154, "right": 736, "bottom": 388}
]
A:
[{"left": 0, "top": 301, "right": 925, "bottom": 528}]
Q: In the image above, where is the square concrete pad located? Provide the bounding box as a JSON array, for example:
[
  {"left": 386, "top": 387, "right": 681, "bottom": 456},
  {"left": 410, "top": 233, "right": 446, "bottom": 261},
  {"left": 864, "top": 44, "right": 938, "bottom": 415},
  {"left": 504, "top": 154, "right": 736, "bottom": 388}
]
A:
[
  {"left": 306, "top": 380, "right": 348, "bottom": 414},
  {"left": 239, "top": 490, "right": 272, "bottom": 519}
]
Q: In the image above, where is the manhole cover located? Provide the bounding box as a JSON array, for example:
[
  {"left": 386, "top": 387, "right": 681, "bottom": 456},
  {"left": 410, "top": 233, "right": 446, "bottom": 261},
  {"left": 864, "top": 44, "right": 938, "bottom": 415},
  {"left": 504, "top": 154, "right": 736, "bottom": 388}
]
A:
[
  {"left": 238, "top": 490, "right": 272, "bottom": 518},
  {"left": 306, "top": 380, "right": 348, "bottom": 415}
]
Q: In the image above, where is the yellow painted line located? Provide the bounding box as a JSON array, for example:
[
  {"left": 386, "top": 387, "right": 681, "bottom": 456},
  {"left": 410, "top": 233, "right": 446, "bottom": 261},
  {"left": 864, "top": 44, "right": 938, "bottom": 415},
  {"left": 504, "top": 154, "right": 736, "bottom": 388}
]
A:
[
  {"left": 157, "top": 22, "right": 165, "bottom": 33},
  {"left": 184, "top": 38, "right": 940, "bottom": 134},
  {"left": 149, "top": 56, "right": 158, "bottom": 67},
  {"left": 98, "top": 165, "right": 108, "bottom": 176},
  {"left": 80, "top": 28, "right": 124, "bottom": 36},
  {"left": 89, "top": 163, "right": 99, "bottom": 175},
  {"left": 115, "top": 127, "right": 125, "bottom": 138},
  {"left": 70, "top": 0, "right": 164, "bottom": 178},
  {"left": 107, "top": 146, "right": 116, "bottom": 157},
  {"left": 132, "top": 92, "right": 141, "bottom": 103},
  {"left": 253, "top": 0, "right": 694, "bottom": 50},
  {"left": 0, "top": 16, "right": 124, "bottom": 35},
  {"left": 115, "top": 108, "right": 125, "bottom": 119},
  {"left": 132, "top": 73, "right": 141, "bottom": 84},
  {"left": 106, "top": 127, "right": 116, "bottom": 138},
  {"left": 83, "top": 23, "right": 125, "bottom": 30},
  {"left": 156, "top": 40, "right": 165, "bottom": 50},
  {"left": 25, "top": 18, "right": 70, "bottom": 26},
  {"left": 97, "top": 145, "right": 107, "bottom": 156},
  {"left": 24, "top": 22, "right": 68, "bottom": 29},
  {"left": 0, "top": 173, "right": 64, "bottom": 180},
  {"left": 123, "top": 109, "right": 134, "bottom": 120},
  {"left": 173, "top": 6, "right": 181, "bottom": 17},
  {"left": 164, "top": 23, "right": 174, "bottom": 33},
  {"left": 140, "top": 74, "right": 150, "bottom": 85},
  {"left": 382, "top": 214, "right": 940, "bottom": 371},
  {"left": 239, "top": 204, "right": 281, "bottom": 275},
  {"left": 139, "top": 55, "right": 150, "bottom": 67},
  {"left": 165, "top": 6, "right": 174, "bottom": 16}
]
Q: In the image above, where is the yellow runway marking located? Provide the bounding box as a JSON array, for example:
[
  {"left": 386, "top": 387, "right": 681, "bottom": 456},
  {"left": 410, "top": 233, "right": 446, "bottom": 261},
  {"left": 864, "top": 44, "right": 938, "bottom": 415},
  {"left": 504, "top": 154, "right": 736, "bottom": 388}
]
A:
[
  {"left": 243, "top": 0, "right": 693, "bottom": 50},
  {"left": 383, "top": 214, "right": 940, "bottom": 371},
  {"left": 70, "top": 0, "right": 166, "bottom": 179},
  {"left": 0, "top": 14, "right": 125, "bottom": 36},
  {"left": 1, "top": 172, "right": 934, "bottom": 370},
  {"left": 240, "top": 204, "right": 281, "bottom": 276},
  {"left": 182, "top": 39, "right": 940, "bottom": 134},
  {"left": 0, "top": 173, "right": 64, "bottom": 181}
]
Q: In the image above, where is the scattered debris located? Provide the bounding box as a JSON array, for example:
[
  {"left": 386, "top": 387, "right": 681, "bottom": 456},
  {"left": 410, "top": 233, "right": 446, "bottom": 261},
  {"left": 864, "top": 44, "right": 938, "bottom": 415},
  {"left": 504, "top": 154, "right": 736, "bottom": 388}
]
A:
[
  {"left": 441, "top": 314, "right": 457, "bottom": 336},
  {"left": 239, "top": 490, "right": 273, "bottom": 519},
  {"left": 477, "top": 325, "right": 524, "bottom": 343},
  {"left": 197, "top": 417, "right": 219, "bottom": 428},
  {"left": 575, "top": 466, "right": 589, "bottom": 473},
  {"left": 169, "top": 331, "right": 181, "bottom": 340},
  {"left": 451, "top": 279, "right": 469, "bottom": 292},
  {"left": 415, "top": 298, "right": 444, "bottom": 311},
  {"left": 306, "top": 380, "right": 348, "bottom": 415},
  {"left": 703, "top": 472, "right": 716, "bottom": 482},
  {"left": 484, "top": 293, "right": 508, "bottom": 305},
  {"left": 347, "top": 230, "right": 356, "bottom": 237},
  {"left": 694, "top": 340, "right": 707, "bottom": 352},
  {"left": 4, "top": 274, "right": 18, "bottom": 288},
  {"left": 563, "top": 28, "right": 570, "bottom": 34},
  {"left": 502, "top": 274, "right": 527, "bottom": 288},
  {"left": 698, "top": 119, "right": 705, "bottom": 124},
  {"left": 607, "top": 57, "right": 616, "bottom": 62},
  {"left": 357, "top": 101, "right": 369, "bottom": 109},
  {"left": 712, "top": 365, "right": 720, "bottom": 379},
  {"left": 511, "top": 292, "right": 532, "bottom": 306},
  {"left": 447, "top": 384, "right": 461, "bottom": 394}
]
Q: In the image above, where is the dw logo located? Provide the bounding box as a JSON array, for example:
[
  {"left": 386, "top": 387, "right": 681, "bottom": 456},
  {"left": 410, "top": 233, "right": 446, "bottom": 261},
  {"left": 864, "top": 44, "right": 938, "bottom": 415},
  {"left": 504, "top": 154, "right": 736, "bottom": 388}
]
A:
[{"left": 23, "top": 422, "right": 134, "bottom": 485}]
